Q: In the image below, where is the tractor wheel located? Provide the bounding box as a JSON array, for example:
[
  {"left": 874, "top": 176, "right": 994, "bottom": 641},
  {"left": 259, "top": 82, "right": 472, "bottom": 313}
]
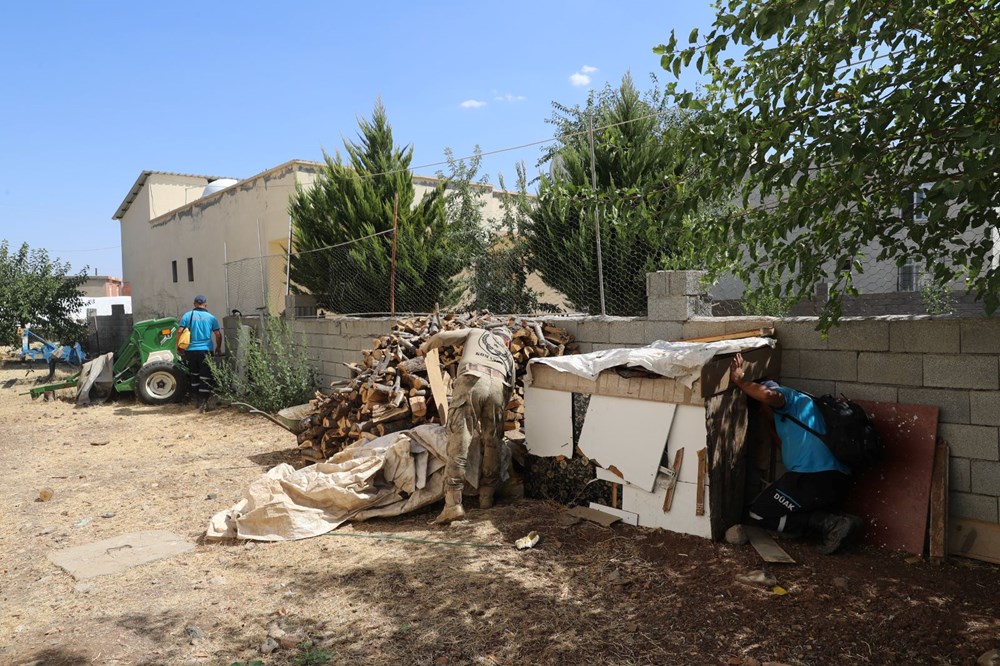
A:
[{"left": 135, "top": 362, "right": 188, "bottom": 405}]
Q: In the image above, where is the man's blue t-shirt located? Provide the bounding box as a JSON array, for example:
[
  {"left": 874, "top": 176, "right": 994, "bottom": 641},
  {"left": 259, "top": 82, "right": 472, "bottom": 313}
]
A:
[
  {"left": 773, "top": 386, "right": 850, "bottom": 474},
  {"left": 179, "top": 308, "right": 220, "bottom": 352}
]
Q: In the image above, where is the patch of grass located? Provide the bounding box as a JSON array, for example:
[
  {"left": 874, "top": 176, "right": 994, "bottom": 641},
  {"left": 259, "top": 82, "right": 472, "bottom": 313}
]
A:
[{"left": 293, "top": 643, "right": 332, "bottom": 666}]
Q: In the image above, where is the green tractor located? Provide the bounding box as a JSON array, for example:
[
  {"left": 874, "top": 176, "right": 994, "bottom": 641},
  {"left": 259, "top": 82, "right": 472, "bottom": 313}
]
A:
[{"left": 30, "top": 317, "right": 190, "bottom": 404}]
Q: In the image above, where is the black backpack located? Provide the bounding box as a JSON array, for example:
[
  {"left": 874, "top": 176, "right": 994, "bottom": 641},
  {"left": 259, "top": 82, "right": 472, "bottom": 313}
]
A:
[{"left": 779, "top": 393, "right": 885, "bottom": 469}]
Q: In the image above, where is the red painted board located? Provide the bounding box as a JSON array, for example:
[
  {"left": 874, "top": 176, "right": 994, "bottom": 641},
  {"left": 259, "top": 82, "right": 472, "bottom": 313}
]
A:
[{"left": 841, "top": 401, "right": 939, "bottom": 556}]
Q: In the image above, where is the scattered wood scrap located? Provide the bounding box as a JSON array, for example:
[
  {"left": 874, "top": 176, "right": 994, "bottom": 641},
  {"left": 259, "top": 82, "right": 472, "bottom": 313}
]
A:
[
  {"left": 297, "top": 312, "right": 577, "bottom": 462},
  {"left": 743, "top": 525, "right": 796, "bottom": 564}
]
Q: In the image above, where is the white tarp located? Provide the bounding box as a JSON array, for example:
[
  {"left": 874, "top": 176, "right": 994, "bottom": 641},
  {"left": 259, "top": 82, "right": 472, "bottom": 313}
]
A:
[
  {"left": 207, "top": 424, "right": 505, "bottom": 542},
  {"left": 527, "top": 337, "right": 776, "bottom": 388}
]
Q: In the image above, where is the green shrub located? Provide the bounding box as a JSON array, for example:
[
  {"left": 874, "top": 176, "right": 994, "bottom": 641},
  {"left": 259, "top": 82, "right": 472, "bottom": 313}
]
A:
[
  {"left": 740, "top": 287, "right": 793, "bottom": 317},
  {"left": 209, "top": 316, "right": 317, "bottom": 413},
  {"left": 920, "top": 279, "right": 956, "bottom": 315}
]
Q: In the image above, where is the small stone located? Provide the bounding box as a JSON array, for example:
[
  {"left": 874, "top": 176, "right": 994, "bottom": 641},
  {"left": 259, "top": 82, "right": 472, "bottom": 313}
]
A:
[
  {"left": 267, "top": 623, "right": 286, "bottom": 639},
  {"left": 832, "top": 577, "right": 849, "bottom": 590},
  {"left": 37, "top": 488, "right": 54, "bottom": 502},
  {"left": 435, "top": 657, "right": 449, "bottom": 666},
  {"left": 185, "top": 625, "right": 205, "bottom": 644},
  {"left": 261, "top": 637, "right": 280, "bottom": 655},
  {"left": 100, "top": 512, "right": 116, "bottom": 519},
  {"left": 979, "top": 649, "right": 1000, "bottom": 665},
  {"left": 743, "top": 658, "right": 761, "bottom": 666},
  {"left": 74, "top": 583, "right": 95, "bottom": 595},
  {"left": 736, "top": 570, "right": 777, "bottom": 587},
  {"left": 725, "top": 525, "right": 748, "bottom": 545},
  {"left": 278, "top": 634, "right": 303, "bottom": 650},
  {"left": 90, "top": 440, "right": 109, "bottom": 446},
  {"left": 206, "top": 493, "right": 217, "bottom": 500}
]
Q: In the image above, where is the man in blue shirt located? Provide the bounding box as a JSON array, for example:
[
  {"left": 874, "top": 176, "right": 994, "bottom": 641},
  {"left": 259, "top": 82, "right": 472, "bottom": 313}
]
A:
[
  {"left": 730, "top": 353, "right": 860, "bottom": 554},
  {"left": 177, "top": 295, "right": 222, "bottom": 412}
]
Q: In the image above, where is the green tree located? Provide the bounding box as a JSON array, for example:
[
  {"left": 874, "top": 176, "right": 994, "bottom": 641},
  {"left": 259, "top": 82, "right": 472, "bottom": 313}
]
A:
[
  {"left": 656, "top": 0, "right": 1000, "bottom": 329},
  {"left": 439, "top": 150, "right": 555, "bottom": 314},
  {"left": 525, "top": 74, "right": 712, "bottom": 316},
  {"left": 288, "top": 101, "right": 463, "bottom": 313},
  {"left": 0, "top": 241, "right": 87, "bottom": 346}
]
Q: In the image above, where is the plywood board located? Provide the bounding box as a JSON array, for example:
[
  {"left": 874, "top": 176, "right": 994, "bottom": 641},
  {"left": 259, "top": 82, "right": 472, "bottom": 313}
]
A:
[
  {"left": 523, "top": 387, "right": 574, "bottom": 458},
  {"left": 743, "top": 525, "right": 796, "bottom": 564},
  {"left": 47, "top": 530, "right": 194, "bottom": 580},
  {"left": 588, "top": 502, "right": 639, "bottom": 526},
  {"left": 622, "top": 474, "right": 712, "bottom": 538},
  {"left": 579, "top": 395, "right": 675, "bottom": 492},
  {"left": 665, "top": 405, "right": 707, "bottom": 484},
  {"left": 566, "top": 505, "right": 621, "bottom": 527},
  {"left": 527, "top": 363, "right": 704, "bottom": 406},
  {"left": 948, "top": 517, "right": 1000, "bottom": 564},
  {"left": 842, "top": 401, "right": 939, "bottom": 556}
]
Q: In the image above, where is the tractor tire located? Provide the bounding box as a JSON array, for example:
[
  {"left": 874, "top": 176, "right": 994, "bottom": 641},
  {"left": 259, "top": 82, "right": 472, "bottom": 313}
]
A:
[{"left": 135, "top": 361, "right": 188, "bottom": 405}]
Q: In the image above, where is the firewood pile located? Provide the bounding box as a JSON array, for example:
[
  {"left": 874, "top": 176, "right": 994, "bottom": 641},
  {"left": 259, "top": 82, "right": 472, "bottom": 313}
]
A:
[{"left": 296, "top": 312, "right": 577, "bottom": 462}]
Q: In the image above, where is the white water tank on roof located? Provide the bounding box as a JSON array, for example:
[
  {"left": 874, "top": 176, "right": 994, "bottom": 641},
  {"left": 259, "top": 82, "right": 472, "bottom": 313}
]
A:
[{"left": 200, "top": 178, "right": 239, "bottom": 198}]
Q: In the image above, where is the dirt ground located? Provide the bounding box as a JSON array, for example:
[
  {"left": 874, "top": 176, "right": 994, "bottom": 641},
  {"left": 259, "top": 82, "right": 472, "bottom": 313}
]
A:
[{"left": 1, "top": 360, "right": 999, "bottom": 666}]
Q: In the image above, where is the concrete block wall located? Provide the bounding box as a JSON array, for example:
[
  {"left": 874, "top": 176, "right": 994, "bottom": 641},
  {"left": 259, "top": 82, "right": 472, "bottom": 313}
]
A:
[
  {"left": 767, "top": 317, "right": 1000, "bottom": 524},
  {"left": 86, "top": 304, "right": 134, "bottom": 355},
  {"left": 270, "top": 271, "right": 999, "bottom": 528}
]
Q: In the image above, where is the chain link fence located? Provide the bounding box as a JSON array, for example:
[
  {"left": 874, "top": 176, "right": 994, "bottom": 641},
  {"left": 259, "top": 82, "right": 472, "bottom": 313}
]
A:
[{"left": 225, "top": 225, "right": 985, "bottom": 319}]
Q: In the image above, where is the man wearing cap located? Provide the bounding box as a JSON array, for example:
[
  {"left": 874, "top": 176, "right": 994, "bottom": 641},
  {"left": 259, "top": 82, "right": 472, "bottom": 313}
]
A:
[
  {"left": 419, "top": 327, "right": 515, "bottom": 524},
  {"left": 730, "top": 353, "right": 860, "bottom": 554},
  {"left": 177, "top": 295, "right": 222, "bottom": 412}
]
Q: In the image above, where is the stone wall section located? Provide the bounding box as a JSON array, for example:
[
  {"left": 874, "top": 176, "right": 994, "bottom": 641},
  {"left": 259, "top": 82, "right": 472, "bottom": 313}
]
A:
[{"left": 231, "top": 270, "right": 999, "bottom": 527}]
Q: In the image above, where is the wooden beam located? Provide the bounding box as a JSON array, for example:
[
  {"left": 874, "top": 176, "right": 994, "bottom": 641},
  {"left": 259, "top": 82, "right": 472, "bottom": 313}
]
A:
[
  {"left": 948, "top": 517, "right": 1000, "bottom": 565},
  {"left": 695, "top": 448, "right": 707, "bottom": 516},
  {"left": 744, "top": 525, "right": 796, "bottom": 564},
  {"left": 662, "top": 447, "right": 685, "bottom": 512},
  {"left": 424, "top": 348, "right": 449, "bottom": 425},
  {"left": 929, "top": 441, "right": 949, "bottom": 563},
  {"left": 680, "top": 328, "right": 776, "bottom": 344}
]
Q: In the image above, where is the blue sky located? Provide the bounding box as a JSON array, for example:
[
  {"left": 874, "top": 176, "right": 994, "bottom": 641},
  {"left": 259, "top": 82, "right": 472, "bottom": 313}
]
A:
[{"left": 0, "top": 1, "right": 718, "bottom": 278}]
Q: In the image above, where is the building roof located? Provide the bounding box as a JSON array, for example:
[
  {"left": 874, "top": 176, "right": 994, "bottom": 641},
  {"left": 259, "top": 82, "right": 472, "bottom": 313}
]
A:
[{"left": 112, "top": 170, "right": 231, "bottom": 221}]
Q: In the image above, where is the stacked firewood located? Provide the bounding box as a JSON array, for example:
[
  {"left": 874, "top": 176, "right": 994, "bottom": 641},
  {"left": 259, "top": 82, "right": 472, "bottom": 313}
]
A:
[{"left": 296, "top": 312, "right": 576, "bottom": 462}]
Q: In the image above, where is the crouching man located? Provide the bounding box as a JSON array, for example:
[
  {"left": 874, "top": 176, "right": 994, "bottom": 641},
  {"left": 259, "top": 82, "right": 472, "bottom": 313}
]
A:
[
  {"left": 419, "top": 327, "right": 515, "bottom": 525},
  {"left": 730, "top": 353, "right": 861, "bottom": 554}
]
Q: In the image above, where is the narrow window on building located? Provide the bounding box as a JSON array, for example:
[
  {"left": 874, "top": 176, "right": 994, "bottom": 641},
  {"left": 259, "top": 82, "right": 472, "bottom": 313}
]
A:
[
  {"left": 187, "top": 258, "right": 194, "bottom": 282},
  {"left": 171, "top": 260, "right": 178, "bottom": 283},
  {"left": 898, "top": 262, "right": 919, "bottom": 292}
]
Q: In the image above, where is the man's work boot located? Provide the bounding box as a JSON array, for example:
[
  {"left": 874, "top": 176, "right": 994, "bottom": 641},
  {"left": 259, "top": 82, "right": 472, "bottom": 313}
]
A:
[
  {"left": 810, "top": 512, "right": 862, "bottom": 555},
  {"left": 432, "top": 488, "right": 465, "bottom": 525},
  {"left": 479, "top": 485, "right": 495, "bottom": 510}
]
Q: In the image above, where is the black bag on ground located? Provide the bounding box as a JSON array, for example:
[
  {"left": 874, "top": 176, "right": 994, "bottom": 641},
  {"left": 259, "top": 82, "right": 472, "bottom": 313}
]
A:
[{"left": 782, "top": 393, "right": 885, "bottom": 468}]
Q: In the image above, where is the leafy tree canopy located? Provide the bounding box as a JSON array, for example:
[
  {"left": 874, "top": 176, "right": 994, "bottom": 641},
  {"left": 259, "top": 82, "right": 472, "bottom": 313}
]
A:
[
  {"left": 0, "top": 241, "right": 87, "bottom": 346},
  {"left": 438, "top": 149, "right": 555, "bottom": 314},
  {"left": 288, "top": 101, "right": 464, "bottom": 314},
  {"left": 526, "top": 74, "right": 720, "bottom": 316},
  {"left": 656, "top": 0, "right": 1000, "bottom": 329}
]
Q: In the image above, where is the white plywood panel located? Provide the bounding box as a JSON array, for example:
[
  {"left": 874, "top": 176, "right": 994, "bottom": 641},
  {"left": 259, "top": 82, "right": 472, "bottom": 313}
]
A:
[
  {"left": 579, "top": 395, "right": 675, "bottom": 492},
  {"left": 621, "top": 474, "right": 712, "bottom": 539},
  {"left": 523, "top": 387, "right": 574, "bottom": 458},
  {"left": 665, "top": 404, "right": 708, "bottom": 485},
  {"left": 595, "top": 466, "right": 625, "bottom": 484},
  {"left": 588, "top": 503, "right": 639, "bottom": 526}
]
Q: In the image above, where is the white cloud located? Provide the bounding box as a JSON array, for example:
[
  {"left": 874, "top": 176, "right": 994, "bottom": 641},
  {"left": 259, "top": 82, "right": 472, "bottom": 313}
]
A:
[
  {"left": 460, "top": 99, "right": 487, "bottom": 109},
  {"left": 494, "top": 93, "right": 526, "bottom": 103},
  {"left": 569, "top": 72, "right": 591, "bottom": 87},
  {"left": 580, "top": 65, "right": 598, "bottom": 74}
]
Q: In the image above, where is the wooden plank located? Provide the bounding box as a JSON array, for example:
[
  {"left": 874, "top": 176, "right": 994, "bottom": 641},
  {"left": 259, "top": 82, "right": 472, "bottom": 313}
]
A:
[
  {"left": 662, "top": 448, "right": 684, "bottom": 512},
  {"left": 948, "top": 517, "right": 1000, "bottom": 565},
  {"left": 566, "top": 505, "right": 620, "bottom": 528},
  {"left": 528, "top": 362, "right": 705, "bottom": 407},
  {"left": 680, "top": 328, "right": 776, "bottom": 344},
  {"left": 928, "top": 441, "right": 949, "bottom": 563},
  {"left": 588, "top": 503, "right": 639, "bottom": 526},
  {"left": 743, "top": 525, "right": 797, "bottom": 564},
  {"left": 695, "top": 447, "right": 707, "bottom": 516},
  {"left": 424, "top": 348, "right": 449, "bottom": 425}
]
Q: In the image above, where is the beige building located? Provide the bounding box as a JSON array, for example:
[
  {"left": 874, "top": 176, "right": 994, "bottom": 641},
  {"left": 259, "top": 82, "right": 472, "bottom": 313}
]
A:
[{"left": 114, "top": 160, "right": 517, "bottom": 320}]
